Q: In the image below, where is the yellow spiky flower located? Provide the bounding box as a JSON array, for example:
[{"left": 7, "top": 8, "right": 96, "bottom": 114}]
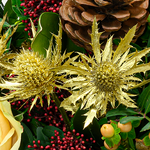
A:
[
  {"left": 0, "top": 14, "right": 18, "bottom": 79},
  {"left": 0, "top": 22, "right": 72, "bottom": 110},
  {"left": 60, "top": 18, "right": 150, "bottom": 128}
]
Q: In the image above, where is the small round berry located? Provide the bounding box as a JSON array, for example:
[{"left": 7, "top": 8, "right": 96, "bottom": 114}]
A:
[
  {"left": 118, "top": 122, "right": 132, "bottom": 133},
  {"left": 100, "top": 124, "right": 115, "bottom": 138}
]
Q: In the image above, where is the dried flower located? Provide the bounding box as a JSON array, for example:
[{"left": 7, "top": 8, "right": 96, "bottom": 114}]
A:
[
  {"left": 0, "top": 22, "right": 71, "bottom": 110},
  {"left": 0, "top": 14, "right": 18, "bottom": 79},
  {"left": 60, "top": 18, "right": 150, "bottom": 128}
]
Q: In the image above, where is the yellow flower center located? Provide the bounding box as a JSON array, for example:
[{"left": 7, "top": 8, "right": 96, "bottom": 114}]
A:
[
  {"left": 14, "top": 51, "right": 52, "bottom": 88},
  {"left": 93, "top": 62, "right": 122, "bottom": 92}
]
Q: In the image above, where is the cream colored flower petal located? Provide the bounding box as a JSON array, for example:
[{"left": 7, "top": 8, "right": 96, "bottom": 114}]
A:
[
  {"left": 0, "top": 101, "right": 23, "bottom": 150},
  {"left": 130, "top": 79, "right": 150, "bottom": 89},
  {"left": 50, "top": 65, "right": 91, "bottom": 76},
  {"left": 30, "top": 95, "right": 39, "bottom": 111},
  {"left": 128, "top": 48, "right": 150, "bottom": 63},
  {"left": 102, "top": 36, "right": 113, "bottom": 62},
  {"left": 124, "top": 76, "right": 142, "bottom": 82},
  {"left": 81, "top": 86, "right": 97, "bottom": 109},
  {"left": 118, "top": 49, "right": 130, "bottom": 67},
  {"left": 124, "top": 63, "right": 150, "bottom": 75},
  {"left": 0, "top": 13, "right": 7, "bottom": 33},
  {"left": 0, "top": 128, "right": 15, "bottom": 146},
  {"left": 90, "top": 18, "right": 102, "bottom": 64},
  {"left": 77, "top": 52, "right": 96, "bottom": 66},
  {"left": 60, "top": 91, "right": 79, "bottom": 107},
  {"left": 112, "top": 25, "right": 136, "bottom": 64},
  {"left": 83, "top": 108, "right": 97, "bottom": 129},
  {"left": 120, "top": 48, "right": 150, "bottom": 71},
  {"left": 0, "top": 81, "right": 22, "bottom": 90},
  {"left": 30, "top": 18, "right": 36, "bottom": 38}
]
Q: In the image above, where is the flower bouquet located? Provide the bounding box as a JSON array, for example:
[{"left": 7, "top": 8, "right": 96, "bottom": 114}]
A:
[{"left": 0, "top": 0, "right": 150, "bottom": 150}]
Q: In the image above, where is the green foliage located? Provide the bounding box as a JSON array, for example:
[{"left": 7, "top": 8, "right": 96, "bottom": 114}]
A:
[
  {"left": 120, "top": 116, "right": 144, "bottom": 124},
  {"left": 19, "top": 122, "right": 34, "bottom": 150},
  {"left": 143, "top": 135, "right": 150, "bottom": 146},
  {"left": 42, "top": 126, "right": 64, "bottom": 139},
  {"left": 31, "top": 12, "right": 59, "bottom": 57},
  {"left": 72, "top": 107, "right": 103, "bottom": 146},
  {"left": 106, "top": 105, "right": 138, "bottom": 118},
  {"left": 137, "top": 84, "right": 150, "bottom": 111}
]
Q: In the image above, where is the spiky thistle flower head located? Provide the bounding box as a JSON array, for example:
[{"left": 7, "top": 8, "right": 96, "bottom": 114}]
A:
[
  {"left": 0, "top": 14, "right": 18, "bottom": 78},
  {"left": 0, "top": 22, "right": 71, "bottom": 110},
  {"left": 60, "top": 18, "right": 150, "bottom": 128}
]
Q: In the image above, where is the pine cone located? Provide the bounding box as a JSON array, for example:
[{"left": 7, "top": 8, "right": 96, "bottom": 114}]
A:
[{"left": 59, "top": 0, "right": 149, "bottom": 51}]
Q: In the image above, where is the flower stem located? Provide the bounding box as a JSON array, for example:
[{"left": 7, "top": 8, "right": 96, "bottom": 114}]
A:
[
  {"left": 140, "top": 112, "right": 150, "bottom": 122},
  {"left": 51, "top": 93, "right": 71, "bottom": 130}
]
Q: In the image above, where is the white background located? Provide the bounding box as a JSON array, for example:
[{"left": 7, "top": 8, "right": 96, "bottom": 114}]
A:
[{"left": 2, "top": 0, "right": 7, "bottom": 5}]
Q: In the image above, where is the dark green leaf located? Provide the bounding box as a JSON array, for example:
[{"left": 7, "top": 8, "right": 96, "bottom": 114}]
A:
[
  {"left": 120, "top": 132, "right": 128, "bottom": 140},
  {"left": 66, "top": 37, "right": 86, "bottom": 53},
  {"left": 73, "top": 108, "right": 103, "bottom": 146},
  {"left": 144, "top": 95, "right": 150, "bottom": 114},
  {"left": 4, "top": 0, "right": 17, "bottom": 24},
  {"left": 19, "top": 122, "right": 34, "bottom": 150},
  {"left": 132, "top": 120, "right": 141, "bottom": 128},
  {"left": 31, "top": 12, "right": 59, "bottom": 57},
  {"left": 106, "top": 105, "right": 138, "bottom": 118},
  {"left": 42, "top": 126, "right": 64, "bottom": 139},
  {"left": 137, "top": 84, "right": 150, "bottom": 111},
  {"left": 36, "top": 127, "right": 49, "bottom": 142},
  {"left": 120, "top": 116, "right": 144, "bottom": 124},
  {"left": 128, "top": 128, "right": 136, "bottom": 139},
  {"left": 98, "top": 117, "right": 108, "bottom": 126},
  {"left": 128, "top": 138, "right": 135, "bottom": 150},
  {"left": 140, "top": 122, "right": 150, "bottom": 132},
  {"left": 0, "top": 18, "right": 10, "bottom": 27}
]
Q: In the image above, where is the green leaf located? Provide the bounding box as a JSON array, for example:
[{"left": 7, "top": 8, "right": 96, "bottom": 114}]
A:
[
  {"left": 4, "top": 0, "right": 17, "bottom": 24},
  {"left": 26, "top": 118, "right": 43, "bottom": 135},
  {"left": 15, "top": 112, "right": 24, "bottom": 122},
  {"left": 105, "top": 138, "right": 113, "bottom": 148},
  {"left": 98, "top": 117, "right": 108, "bottom": 126},
  {"left": 65, "top": 36, "right": 86, "bottom": 53},
  {"left": 128, "top": 128, "right": 136, "bottom": 139},
  {"left": 120, "top": 132, "right": 128, "bottom": 140},
  {"left": 19, "top": 122, "right": 34, "bottom": 150},
  {"left": 140, "top": 122, "right": 150, "bottom": 132},
  {"left": 111, "top": 134, "right": 121, "bottom": 145},
  {"left": 137, "top": 84, "right": 150, "bottom": 111},
  {"left": 0, "top": 18, "right": 10, "bottom": 27},
  {"left": 120, "top": 116, "right": 144, "bottom": 124},
  {"left": 144, "top": 95, "right": 150, "bottom": 114},
  {"left": 111, "top": 122, "right": 120, "bottom": 135},
  {"left": 36, "top": 127, "right": 49, "bottom": 142},
  {"left": 31, "top": 12, "right": 59, "bottom": 57},
  {"left": 128, "top": 138, "right": 135, "bottom": 150},
  {"left": 42, "top": 126, "right": 64, "bottom": 139},
  {"left": 143, "top": 135, "right": 150, "bottom": 146},
  {"left": 106, "top": 105, "right": 138, "bottom": 118},
  {"left": 73, "top": 108, "right": 103, "bottom": 146},
  {"left": 132, "top": 120, "right": 141, "bottom": 128}
]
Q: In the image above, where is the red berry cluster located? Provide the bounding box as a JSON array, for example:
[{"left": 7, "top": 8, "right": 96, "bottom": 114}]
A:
[
  {"left": 11, "top": 88, "right": 72, "bottom": 131},
  {"left": 27, "top": 129, "right": 95, "bottom": 150},
  {"left": 20, "top": 0, "right": 62, "bottom": 36}
]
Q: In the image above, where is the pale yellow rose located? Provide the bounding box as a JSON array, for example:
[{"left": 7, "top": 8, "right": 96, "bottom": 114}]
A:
[{"left": 0, "top": 100, "right": 23, "bottom": 150}]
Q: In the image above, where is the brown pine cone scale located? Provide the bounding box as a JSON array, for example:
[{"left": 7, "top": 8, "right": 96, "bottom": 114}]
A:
[{"left": 59, "top": 0, "right": 149, "bottom": 51}]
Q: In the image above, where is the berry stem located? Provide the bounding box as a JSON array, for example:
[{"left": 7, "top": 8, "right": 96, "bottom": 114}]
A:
[{"left": 51, "top": 93, "right": 71, "bottom": 130}]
